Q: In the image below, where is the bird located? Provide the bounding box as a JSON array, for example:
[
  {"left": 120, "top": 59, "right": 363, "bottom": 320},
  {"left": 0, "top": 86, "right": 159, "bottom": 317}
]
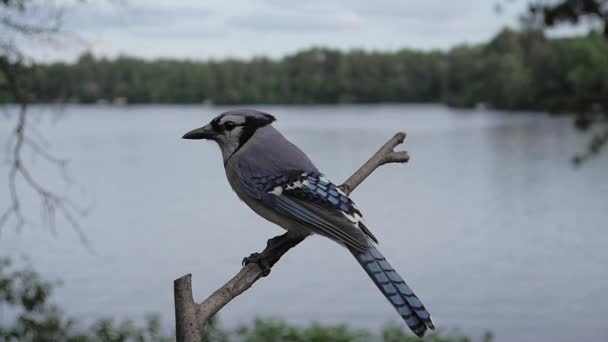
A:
[{"left": 182, "top": 109, "right": 435, "bottom": 337}]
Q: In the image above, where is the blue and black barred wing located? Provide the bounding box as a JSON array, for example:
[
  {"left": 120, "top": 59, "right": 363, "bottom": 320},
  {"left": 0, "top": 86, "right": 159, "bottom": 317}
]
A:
[{"left": 242, "top": 171, "right": 376, "bottom": 252}]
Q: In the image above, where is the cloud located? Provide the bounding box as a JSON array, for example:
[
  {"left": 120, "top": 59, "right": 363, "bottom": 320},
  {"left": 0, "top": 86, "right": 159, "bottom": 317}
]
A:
[
  {"left": 20, "top": 0, "right": 534, "bottom": 61},
  {"left": 63, "top": 2, "right": 212, "bottom": 33},
  {"left": 231, "top": 10, "right": 364, "bottom": 33}
]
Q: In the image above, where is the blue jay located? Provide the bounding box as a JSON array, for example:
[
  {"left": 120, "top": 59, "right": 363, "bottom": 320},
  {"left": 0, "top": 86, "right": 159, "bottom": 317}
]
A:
[{"left": 183, "top": 109, "right": 434, "bottom": 337}]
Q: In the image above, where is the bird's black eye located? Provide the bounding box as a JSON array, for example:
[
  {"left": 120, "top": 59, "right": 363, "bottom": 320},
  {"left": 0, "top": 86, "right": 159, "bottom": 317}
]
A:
[{"left": 224, "top": 121, "right": 236, "bottom": 131}]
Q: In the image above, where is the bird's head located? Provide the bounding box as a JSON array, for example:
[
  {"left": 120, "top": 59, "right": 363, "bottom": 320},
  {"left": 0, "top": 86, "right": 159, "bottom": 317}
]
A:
[{"left": 182, "top": 109, "right": 276, "bottom": 161}]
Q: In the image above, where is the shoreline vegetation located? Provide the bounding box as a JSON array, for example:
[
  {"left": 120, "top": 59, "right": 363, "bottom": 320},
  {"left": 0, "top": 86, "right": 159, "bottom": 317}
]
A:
[
  {"left": 0, "top": 257, "right": 491, "bottom": 342},
  {"left": 2, "top": 29, "right": 606, "bottom": 115}
]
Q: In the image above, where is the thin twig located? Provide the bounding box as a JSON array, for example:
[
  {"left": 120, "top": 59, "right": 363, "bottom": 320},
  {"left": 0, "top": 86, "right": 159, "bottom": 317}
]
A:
[
  {"left": 174, "top": 132, "right": 410, "bottom": 341},
  {"left": 0, "top": 54, "right": 88, "bottom": 244},
  {"left": 339, "top": 132, "right": 409, "bottom": 194}
]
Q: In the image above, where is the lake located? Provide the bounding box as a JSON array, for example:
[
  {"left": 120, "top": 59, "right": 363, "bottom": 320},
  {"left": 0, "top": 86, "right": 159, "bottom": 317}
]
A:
[{"left": 1, "top": 104, "right": 607, "bottom": 341}]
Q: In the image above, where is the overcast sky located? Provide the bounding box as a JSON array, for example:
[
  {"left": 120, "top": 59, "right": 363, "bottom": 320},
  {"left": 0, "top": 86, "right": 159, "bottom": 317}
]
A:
[{"left": 25, "top": 0, "right": 536, "bottom": 61}]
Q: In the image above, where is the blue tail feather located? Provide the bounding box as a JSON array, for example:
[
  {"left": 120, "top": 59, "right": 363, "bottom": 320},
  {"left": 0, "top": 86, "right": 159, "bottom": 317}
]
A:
[{"left": 351, "top": 243, "right": 434, "bottom": 337}]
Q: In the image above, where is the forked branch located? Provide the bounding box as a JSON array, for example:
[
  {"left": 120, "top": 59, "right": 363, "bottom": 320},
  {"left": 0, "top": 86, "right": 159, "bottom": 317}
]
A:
[
  {"left": 174, "top": 132, "right": 410, "bottom": 342},
  {"left": 339, "top": 132, "right": 409, "bottom": 194}
]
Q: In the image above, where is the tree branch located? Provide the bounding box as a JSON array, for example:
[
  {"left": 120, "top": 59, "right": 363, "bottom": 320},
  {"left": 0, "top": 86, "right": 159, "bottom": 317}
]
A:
[
  {"left": 174, "top": 132, "right": 410, "bottom": 342},
  {"left": 0, "top": 54, "right": 88, "bottom": 244},
  {"left": 339, "top": 132, "right": 409, "bottom": 194}
]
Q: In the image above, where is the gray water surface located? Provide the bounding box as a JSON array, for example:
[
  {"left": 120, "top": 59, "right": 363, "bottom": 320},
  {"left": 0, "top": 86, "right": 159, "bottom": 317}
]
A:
[{"left": 1, "top": 104, "right": 607, "bottom": 341}]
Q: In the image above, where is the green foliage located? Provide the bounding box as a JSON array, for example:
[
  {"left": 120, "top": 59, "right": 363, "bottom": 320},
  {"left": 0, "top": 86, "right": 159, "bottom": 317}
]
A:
[
  {"left": 7, "top": 29, "right": 607, "bottom": 117},
  {"left": 443, "top": 29, "right": 608, "bottom": 113},
  {"left": 527, "top": 0, "right": 608, "bottom": 37},
  {"left": 382, "top": 325, "right": 494, "bottom": 342},
  {"left": 1, "top": 257, "right": 492, "bottom": 342},
  {"left": 0, "top": 257, "right": 172, "bottom": 341},
  {"left": 235, "top": 318, "right": 370, "bottom": 342},
  {"left": 85, "top": 316, "right": 172, "bottom": 342},
  {"left": 233, "top": 320, "right": 491, "bottom": 342}
]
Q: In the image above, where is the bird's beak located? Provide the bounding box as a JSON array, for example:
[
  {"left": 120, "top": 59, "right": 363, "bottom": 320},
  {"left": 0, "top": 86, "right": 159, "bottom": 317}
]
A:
[{"left": 182, "top": 124, "right": 217, "bottom": 140}]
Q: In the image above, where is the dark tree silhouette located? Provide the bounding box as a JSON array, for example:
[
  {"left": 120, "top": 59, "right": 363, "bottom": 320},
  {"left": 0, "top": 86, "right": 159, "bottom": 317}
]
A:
[
  {"left": 528, "top": 0, "right": 608, "bottom": 36},
  {"left": 0, "top": 0, "right": 88, "bottom": 239},
  {"left": 525, "top": 0, "right": 608, "bottom": 163}
]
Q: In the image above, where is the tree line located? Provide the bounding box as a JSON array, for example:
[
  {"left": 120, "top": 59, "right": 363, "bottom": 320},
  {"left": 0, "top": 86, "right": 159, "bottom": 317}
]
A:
[{"left": 2, "top": 29, "right": 607, "bottom": 114}]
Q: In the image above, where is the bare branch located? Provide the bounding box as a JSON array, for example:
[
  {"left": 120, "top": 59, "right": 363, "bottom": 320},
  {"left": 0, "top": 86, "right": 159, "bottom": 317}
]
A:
[
  {"left": 1, "top": 0, "right": 63, "bottom": 37},
  {"left": 339, "top": 132, "right": 409, "bottom": 194},
  {"left": 0, "top": 55, "right": 88, "bottom": 244},
  {"left": 1, "top": 15, "right": 61, "bottom": 35},
  {"left": 24, "top": 136, "right": 68, "bottom": 167},
  {"left": 174, "top": 132, "right": 411, "bottom": 342},
  {"left": 573, "top": 125, "right": 608, "bottom": 165}
]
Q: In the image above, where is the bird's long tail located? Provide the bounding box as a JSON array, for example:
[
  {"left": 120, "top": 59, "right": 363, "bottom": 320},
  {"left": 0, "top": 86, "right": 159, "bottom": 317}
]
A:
[{"left": 349, "top": 243, "right": 435, "bottom": 337}]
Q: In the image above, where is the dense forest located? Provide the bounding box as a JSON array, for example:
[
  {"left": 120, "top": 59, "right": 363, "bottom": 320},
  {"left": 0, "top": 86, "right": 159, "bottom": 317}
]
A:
[{"left": 2, "top": 29, "right": 607, "bottom": 114}]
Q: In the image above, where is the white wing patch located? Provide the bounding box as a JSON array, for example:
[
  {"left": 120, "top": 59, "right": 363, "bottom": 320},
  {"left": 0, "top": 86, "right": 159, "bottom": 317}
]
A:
[
  {"left": 318, "top": 175, "right": 330, "bottom": 184},
  {"left": 269, "top": 186, "right": 283, "bottom": 195},
  {"left": 333, "top": 180, "right": 366, "bottom": 226},
  {"left": 286, "top": 179, "right": 308, "bottom": 190},
  {"left": 342, "top": 211, "right": 364, "bottom": 225},
  {"left": 266, "top": 172, "right": 371, "bottom": 237},
  {"left": 336, "top": 187, "right": 348, "bottom": 197},
  {"left": 268, "top": 178, "right": 309, "bottom": 196}
]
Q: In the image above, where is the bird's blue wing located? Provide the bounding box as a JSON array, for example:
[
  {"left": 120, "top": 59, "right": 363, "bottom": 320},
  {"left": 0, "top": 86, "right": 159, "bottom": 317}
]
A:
[{"left": 241, "top": 171, "right": 376, "bottom": 251}]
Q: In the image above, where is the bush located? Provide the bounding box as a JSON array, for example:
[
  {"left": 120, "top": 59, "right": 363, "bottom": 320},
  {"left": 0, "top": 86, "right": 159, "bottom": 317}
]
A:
[{"left": 1, "top": 257, "right": 491, "bottom": 341}]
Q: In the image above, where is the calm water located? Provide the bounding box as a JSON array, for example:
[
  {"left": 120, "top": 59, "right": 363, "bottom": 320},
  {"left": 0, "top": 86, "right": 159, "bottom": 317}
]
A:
[{"left": 1, "top": 104, "right": 607, "bottom": 341}]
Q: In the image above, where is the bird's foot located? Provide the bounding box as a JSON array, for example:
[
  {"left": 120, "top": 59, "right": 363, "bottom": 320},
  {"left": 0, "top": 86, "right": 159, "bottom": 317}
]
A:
[{"left": 242, "top": 252, "right": 272, "bottom": 277}]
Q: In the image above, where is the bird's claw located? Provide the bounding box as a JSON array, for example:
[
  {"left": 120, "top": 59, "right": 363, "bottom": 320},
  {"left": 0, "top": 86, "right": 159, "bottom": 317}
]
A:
[
  {"left": 242, "top": 252, "right": 272, "bottom": 277},
  {"left": 242, "top": 252, "right": 261, "bottom": 266}
]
